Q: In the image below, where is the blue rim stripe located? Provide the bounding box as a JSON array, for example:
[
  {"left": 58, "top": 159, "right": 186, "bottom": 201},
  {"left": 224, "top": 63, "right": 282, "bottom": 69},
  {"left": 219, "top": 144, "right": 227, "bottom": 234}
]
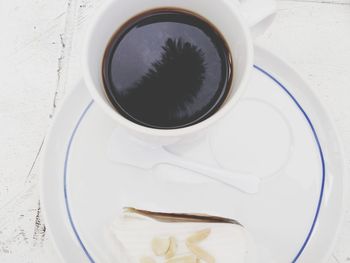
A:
[
  {"left": 64, "top": 100, "right": 95, "bottom": 263},
  {"left": 253, "top": 65, "right": 325, "bottom": 263},
  {"left": 64, "top": 65, "right": 325, "bottom": 263}
]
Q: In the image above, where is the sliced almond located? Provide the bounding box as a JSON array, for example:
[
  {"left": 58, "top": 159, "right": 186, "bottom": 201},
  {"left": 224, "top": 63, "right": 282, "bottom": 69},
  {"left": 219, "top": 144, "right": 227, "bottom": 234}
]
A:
[
  {"left": 186, "top": 242, "right": 215, "bottom": 263},
  {"left": 166, "top": 254, "right": 199, "bottom": 263},
  {"left": 151, "top": 237, "right": 171, "bottom": 256},
  {"left": 187, "top": 228, "right": 211, "bottom": 243},
  {"left": 140, "top": 256, "right": 156, "bottom": 263},
  {"left": 165, "top": 236, "right": 177, "bottom": 259}
]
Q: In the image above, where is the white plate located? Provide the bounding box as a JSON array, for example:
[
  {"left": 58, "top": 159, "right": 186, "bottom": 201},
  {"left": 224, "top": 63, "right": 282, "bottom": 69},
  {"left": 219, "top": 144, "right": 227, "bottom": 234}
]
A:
[{"left": 41, "top": 45, "right": 348, "bottom": 263}]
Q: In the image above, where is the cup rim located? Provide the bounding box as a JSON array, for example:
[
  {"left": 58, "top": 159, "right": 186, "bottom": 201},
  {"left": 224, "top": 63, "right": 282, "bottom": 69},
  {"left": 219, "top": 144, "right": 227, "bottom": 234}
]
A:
[{"left": 82, "top": 0, "right": 254, "bottom": 138}]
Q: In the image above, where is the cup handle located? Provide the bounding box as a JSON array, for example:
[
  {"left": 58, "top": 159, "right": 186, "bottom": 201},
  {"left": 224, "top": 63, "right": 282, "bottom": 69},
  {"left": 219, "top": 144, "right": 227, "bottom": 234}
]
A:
[{"left": 238, "top": 0, "right": 277, "bottom": 37}]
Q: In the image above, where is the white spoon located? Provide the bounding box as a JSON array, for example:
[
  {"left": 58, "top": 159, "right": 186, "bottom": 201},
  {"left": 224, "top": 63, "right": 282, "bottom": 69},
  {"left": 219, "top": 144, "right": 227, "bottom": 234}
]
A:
[{"left": 108, "top": 130, "right": 260, "bottom": 194}]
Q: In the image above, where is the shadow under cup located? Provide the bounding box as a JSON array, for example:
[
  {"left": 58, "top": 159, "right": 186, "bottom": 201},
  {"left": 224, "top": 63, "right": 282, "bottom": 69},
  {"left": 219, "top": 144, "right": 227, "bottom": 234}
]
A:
[{"left": 84, "top": 0, "right": 253, "bottom": 136}]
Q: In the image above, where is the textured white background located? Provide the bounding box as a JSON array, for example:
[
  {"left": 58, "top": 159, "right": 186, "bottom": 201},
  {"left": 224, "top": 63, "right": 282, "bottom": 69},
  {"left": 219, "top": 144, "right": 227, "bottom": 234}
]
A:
[{"left": 0, "top": 0, "right": 349, "bottom": 262}]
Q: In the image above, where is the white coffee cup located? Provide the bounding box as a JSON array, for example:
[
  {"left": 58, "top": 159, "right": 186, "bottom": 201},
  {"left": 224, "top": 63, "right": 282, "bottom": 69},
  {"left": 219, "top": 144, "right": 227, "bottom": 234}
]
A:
[{"left": 83, "top": 0, "right": 276, "bottom": 145}]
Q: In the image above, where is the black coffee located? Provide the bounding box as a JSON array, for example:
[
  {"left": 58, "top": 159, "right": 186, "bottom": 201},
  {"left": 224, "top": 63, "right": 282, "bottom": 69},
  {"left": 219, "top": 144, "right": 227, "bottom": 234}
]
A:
[{"left": 102, "top": 9, "right": 233, "bottom": 129}]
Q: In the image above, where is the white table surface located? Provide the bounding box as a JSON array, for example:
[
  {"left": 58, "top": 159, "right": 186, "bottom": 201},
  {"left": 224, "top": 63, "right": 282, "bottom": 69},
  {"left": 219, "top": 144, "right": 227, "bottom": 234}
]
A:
[{"left": 0, "top": 0, "right": 349, "bottom": 262}]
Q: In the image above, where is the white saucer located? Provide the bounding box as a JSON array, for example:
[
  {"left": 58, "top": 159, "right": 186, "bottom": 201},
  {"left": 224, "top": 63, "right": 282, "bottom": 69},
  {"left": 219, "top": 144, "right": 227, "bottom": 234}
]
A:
[{"left": 41, "top": 45, "right": 348, "bottom": 263}]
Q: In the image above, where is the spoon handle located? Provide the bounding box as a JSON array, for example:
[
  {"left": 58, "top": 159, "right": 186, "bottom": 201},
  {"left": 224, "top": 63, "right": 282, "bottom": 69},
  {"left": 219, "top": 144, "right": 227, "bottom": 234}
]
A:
[{"left": 165, "top": 156, "right": 260, "bottom": 194}]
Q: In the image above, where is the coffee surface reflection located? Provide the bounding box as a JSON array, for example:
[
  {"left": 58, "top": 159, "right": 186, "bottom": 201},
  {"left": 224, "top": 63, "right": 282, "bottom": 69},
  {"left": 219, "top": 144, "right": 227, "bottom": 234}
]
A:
[{"left": 102, "top": 9, "right": 233, "bottom": 129}]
